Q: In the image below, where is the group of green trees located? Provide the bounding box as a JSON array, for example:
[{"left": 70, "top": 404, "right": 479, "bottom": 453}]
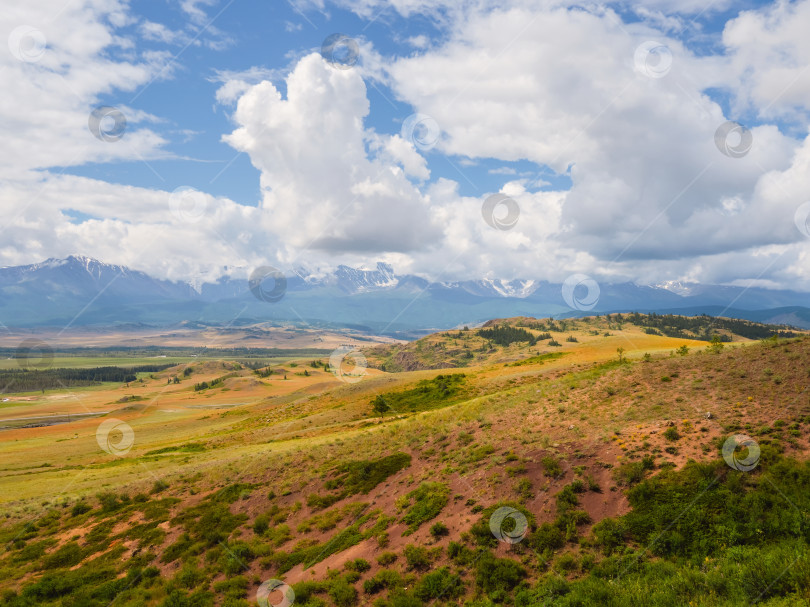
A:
[
  {"left": 478, "top": 326, "right": 538, "bottom": 347},
  {"left": 0, "top": 364, "right": 174, "bottom": 394},
  {"left": 626, "top": 312, "right": 796, "bottom": 341}
]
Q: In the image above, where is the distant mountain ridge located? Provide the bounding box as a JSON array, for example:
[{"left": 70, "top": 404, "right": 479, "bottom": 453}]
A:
[{"left": 0, "top": 256, "right": 808, "bottom": 334}]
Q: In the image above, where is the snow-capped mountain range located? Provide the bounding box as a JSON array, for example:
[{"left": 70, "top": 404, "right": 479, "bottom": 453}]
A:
[{"left": 0, "top": 256, "right": 808, "bottom": 333}]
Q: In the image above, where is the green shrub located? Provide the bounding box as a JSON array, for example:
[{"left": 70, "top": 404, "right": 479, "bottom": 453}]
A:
[
  {"left": 400, "top": 482, "right": 449, "bottom": 534},
  {"left": 211, "top": 483, "right": 254, "bottom": 504},
  {"left": 585, "top": 474, "right": 602, "bottom": 492},
  {"left": 71, "top": 502, "right": 92, "bottom": 517},
  {"left": 663, "top": 426, "right": 680, "bottom": 441},
  {"left": 290, "top": 580, "right": 328, "bottom": 603},
  {"left": 414, "top": 567, "right": 464, "bottom": 600},
  {"left": 475, "top": 552, "right": 527, "bottom": 595},
  {"left": 328, "top": 453, "right": 412, "bottom": 496},
  {"left": 97, "top": 491, "right": 130, "bottom": 513},
  {"left": 327, "top": 579, "right": 357, "bottom": 607},
  {"left": 470, "top": 502, "right": 535, "bottom": 547},
  {"left": 542, "top": 456, "right": 563, "bottom": 478},
  {"left": 364, "top": 375, "right": 466, "bottom": 414},
  {"left": 515, "top": 477, "right": 533, "bottom": 500},
  {"left": 42, "top": 541, "right": 83, "bottom": 569},
  {"left": 345, "top": 558, "right": 371, "bottom": 572},
  {"left": 150, "top": 479, "right": 170, "bottom": 494},
  {"left": 363, "top": 569, "right": 402, "bottom": 594},
  {"left": 376, "top": 551, "right": 398, "bottom": 566},
  {"left": 591, "top": 517, "right": 626, "bottom": 555},
  {"left": 307, "top": 493, "right": 340, "bottom": 510},
  {"left": 404, "top": 544, "right": 439, "bottom": 571},
  {"left": 252, "top": 514, "right": 269, "bottom": 535},
  {"left": 555, "top": 553, "right": 578, "bottom": 572},
  {"left": 530, "top": 522, "right": 565, "bottom": 552},
  {"left": 613, "top": 460, "right": 651, "bottom": 487},
  {"left": 175, "top": 563, "right": 205, "bottom": 589},
  {"left": 429, "top": 521, "right": 449, "bottom": 538},
  {"left": 220, "top": 541, "right": 253, "bottom": 576}
]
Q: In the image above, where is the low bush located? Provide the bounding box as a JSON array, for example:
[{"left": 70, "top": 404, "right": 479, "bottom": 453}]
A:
[{"left": 400, "top": 482, "right": 449, "bottom": 534}]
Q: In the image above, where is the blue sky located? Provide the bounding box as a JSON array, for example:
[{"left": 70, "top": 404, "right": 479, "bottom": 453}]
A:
[
  {"left": 2, "top": 0, "right": 810, "bottom": 290},
  {"left": 69, "top": 0, "right": 451, "bottom": 204},
  {"left": 67, "top": 0, "right": 758, "bottom": 204}
]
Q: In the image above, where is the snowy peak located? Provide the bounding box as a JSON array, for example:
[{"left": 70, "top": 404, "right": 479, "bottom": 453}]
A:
[
  {"left": 479, "top": 278, "right": 538, "bottom": 298},
  {"left": 0, "top": 256, "right": 809, "bottom": 330},
  {"left": 333, "top": 262, "right": 398, "bottom": 294},
  {"left": 655, "top": 280, "right": 699, "bottom": 297},
  {"left": 24, "top": 255, "right": 132, "bottom": 279}
]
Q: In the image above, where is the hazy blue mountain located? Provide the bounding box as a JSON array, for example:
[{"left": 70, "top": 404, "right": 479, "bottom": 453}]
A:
[{"left": 0, "top": 256, "right": 808, "bottom": 334}]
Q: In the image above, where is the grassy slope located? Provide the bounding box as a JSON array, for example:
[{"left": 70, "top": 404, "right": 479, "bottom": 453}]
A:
[{"left": 1, "top": 315, "right": 809, "bottom": 606}]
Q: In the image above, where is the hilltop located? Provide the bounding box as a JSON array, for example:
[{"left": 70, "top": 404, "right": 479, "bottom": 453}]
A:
[{"left": 364, "top": 312, "right": 800, "bottom": 371}]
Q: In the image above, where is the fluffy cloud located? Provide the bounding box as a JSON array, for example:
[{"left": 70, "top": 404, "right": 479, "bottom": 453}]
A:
[
  {"left": 213, "top": 1, "right": 810, "bottom": 288},
  {"left": 222, "top": 54, "right": 443, "bottom": 263},
  {"left": 0, "top": 1, "right": 254, "bottom": 281},
  {"left": 722, "top": 0, "right": 810, "bottom": 123},
  {"left": 0, "top": 1, "right": 173, "bottom": 177},
  {"left": 0, "top": 172, "right": 265, "bottom": 281},
  {"left": 379, "top": 2, "right": 810, "bottom": 286},
  {"left": 3, "top": 0, "right": 810, "bottom": 293}
]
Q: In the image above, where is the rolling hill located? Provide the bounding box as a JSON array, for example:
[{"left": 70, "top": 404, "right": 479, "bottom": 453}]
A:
[{"left": 1, "top": 315, "right": 810, "bottom": 606}]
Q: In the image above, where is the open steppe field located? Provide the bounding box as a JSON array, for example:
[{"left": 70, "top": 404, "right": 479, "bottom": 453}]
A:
[
  {"left": 2, "top": 314, "right": 810, "bottom": 606},
  {"left": 0, "top": 324, "right": 401, "bottom": 352}
]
